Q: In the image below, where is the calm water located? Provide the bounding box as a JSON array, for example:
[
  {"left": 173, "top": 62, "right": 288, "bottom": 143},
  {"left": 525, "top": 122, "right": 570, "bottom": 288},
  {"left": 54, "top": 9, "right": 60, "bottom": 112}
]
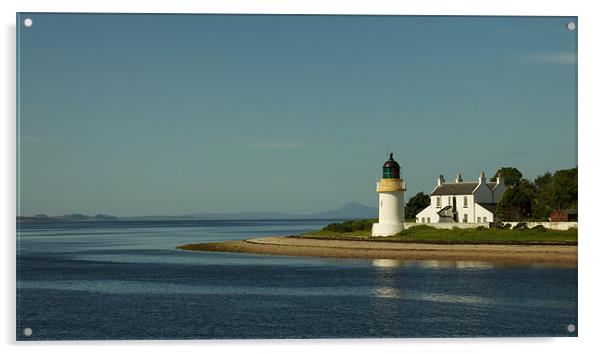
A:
[{"left": 16, "top": 220, "right": 577, "bottom": 340}]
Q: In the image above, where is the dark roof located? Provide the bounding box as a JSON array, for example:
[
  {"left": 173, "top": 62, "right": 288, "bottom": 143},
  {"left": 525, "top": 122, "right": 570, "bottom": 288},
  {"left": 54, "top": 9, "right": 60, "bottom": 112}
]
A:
[
  {"left": 382, "top": 153, "right": 400, "bottom": 169},
  {"left": 476, "top": 202, "right": 497, "bottom": 214},
  {"left": 431, "top": 182, "right": 479, "bottom": 196},
  {"left": 437, "top": 205, "right": 453, "bottom": 217},
  {"left": 486, "top": 182, "right": 498, "bottom": 190}
]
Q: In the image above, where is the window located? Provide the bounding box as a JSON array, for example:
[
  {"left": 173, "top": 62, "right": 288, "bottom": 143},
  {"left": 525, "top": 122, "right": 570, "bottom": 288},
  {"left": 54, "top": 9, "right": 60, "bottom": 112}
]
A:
[
  {"left": 463, "top": 214, "right": 468, "bottom": 223},
  {"left": 477, "top": 217, "right": 481, "bottom": 223},
  {"left": 427, "top": 217, "right": 431, "bottom": 223},
  {"left": 436, "top": 197, "right": 441, "bottom": 208},
  {"left": 463, "top": 196, "right": 468, "bottom": 208},
  {"left": 483, "top": 217, "right": 487, "bottom": 223},
  {"left": 380, "top": 200, "right": 383, "bottom": 207},
  {"left": 448, "top": 196, "right": 451, "bottom": 205},
  {"left": 383, "top": 167, "right": 393, "bottom": 178},
  {"left": 421, "top": 218, "right": 425, "bottom": 223}
]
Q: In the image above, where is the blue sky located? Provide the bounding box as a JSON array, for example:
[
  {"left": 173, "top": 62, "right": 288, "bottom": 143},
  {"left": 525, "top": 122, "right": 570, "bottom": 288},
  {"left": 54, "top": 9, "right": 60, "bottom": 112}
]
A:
[{"left": 17, "top": 14, "right": 577, "bottom": 216}]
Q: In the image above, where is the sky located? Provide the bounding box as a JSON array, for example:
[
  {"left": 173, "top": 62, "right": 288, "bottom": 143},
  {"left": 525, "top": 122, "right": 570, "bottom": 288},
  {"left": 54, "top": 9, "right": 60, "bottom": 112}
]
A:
[{"left": 17, "top": 14, "right": 577, "bottom": 217}]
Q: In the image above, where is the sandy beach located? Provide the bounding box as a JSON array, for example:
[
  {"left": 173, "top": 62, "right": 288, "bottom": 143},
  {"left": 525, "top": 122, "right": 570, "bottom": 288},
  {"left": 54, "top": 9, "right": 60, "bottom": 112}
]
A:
[{"left": 178, "top": 236, "right": 577, "bottom": 267}]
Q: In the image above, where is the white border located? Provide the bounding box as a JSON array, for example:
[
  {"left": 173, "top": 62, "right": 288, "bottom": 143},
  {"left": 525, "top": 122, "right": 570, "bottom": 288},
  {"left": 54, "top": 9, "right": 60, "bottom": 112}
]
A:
[{"left": 2, "top": 1, "right": 601, "bottom": 353}]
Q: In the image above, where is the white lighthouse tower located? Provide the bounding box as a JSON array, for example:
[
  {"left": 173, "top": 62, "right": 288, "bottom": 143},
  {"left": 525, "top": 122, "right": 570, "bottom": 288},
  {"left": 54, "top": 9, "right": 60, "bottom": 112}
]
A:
[{"left": 372, "top": 153, "right": 406, "bottom": 236}]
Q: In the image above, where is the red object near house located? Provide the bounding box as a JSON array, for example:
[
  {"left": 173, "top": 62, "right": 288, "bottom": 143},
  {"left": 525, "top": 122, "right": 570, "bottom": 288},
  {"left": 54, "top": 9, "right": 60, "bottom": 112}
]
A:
[{"left": 550, "top": 209, "right": 578, "bottom": 222}]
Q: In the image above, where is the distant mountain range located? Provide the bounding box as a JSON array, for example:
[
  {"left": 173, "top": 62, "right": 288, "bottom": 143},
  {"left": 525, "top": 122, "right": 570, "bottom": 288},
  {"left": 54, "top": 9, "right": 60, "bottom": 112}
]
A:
[{"left": 17, "top": 202, "right": 378, "bottom": 222}]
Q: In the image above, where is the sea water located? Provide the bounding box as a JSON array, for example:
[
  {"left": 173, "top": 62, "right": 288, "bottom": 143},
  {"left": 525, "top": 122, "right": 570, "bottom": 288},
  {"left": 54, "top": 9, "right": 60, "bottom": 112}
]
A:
[{"left": 16, "top": 220, "right": 577, "bottom": 340}]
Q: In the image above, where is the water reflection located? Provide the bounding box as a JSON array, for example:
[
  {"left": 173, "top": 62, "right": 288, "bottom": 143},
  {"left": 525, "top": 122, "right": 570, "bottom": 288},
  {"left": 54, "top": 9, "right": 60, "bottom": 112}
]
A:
[
  {"left": 421, "top": 293, "right": 490, "bottom": 305},
  {"left": 371, "top": 259, "right": 403, "bottom": 268},
  {"left": 17, "top": 220, "right": 577, "bottom": 339},
  {"left": 373, "top": 286, "right": 401, "bottom": 299},
  {"left": 371, "top": 259, "right": 494, "bottom": 269}
]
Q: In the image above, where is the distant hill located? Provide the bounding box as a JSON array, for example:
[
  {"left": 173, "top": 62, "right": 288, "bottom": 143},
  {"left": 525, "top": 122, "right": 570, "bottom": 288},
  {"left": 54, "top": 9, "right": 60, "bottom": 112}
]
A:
[
  {"left": 17, "top": 202, "right": 378, "bottom": 222},
  {"left": 17, "top": 214, "right": 118, "bottom": 223},
  {"left": 164, "top": 211, "right": 297, "bottom": 220},
  {"left": 178, "top": 202, "right": 377, "bottom": 220},
  {"left": 307, "top": 202, "right": 377, "bottom": 220}
]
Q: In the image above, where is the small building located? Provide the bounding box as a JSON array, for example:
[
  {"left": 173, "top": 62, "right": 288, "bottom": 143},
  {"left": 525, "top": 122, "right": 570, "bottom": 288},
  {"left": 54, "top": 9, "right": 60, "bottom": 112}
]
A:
[
  {"left": 550, "top": 208, "right": 578, "bottom": 222},
  {"left": 415, "top": 172, "right": 505, "bottom": 224}
]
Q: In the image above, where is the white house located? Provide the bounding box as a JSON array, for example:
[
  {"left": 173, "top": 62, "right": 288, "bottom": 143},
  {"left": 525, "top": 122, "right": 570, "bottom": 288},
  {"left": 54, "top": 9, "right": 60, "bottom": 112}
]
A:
[{"left": 415, "top": 172, "right": 505, "bottom": 224}]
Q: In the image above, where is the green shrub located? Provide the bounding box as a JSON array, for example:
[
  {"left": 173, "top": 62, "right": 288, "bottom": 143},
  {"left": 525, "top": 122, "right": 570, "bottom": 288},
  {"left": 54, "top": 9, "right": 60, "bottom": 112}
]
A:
[
  {"left": 323, "top": 223, "right": 351, "bottom": 233},
  {"left": 513, "top": 222, "right": 529, "bottom": 230},
  {"left": 503, "top": 223, "right": 513, "bottom": 229},
  {"left": 530, "top": 224, "right": 547, "bottom": 232},
  {"left": 476, "top": 225, "right": 487, "bottom": 231},
  {"left": 492, "top": 221, "right": 505, "bottom": 229},
  {"left": 322, "top": 219, "right": 377, "bottom": 233}
]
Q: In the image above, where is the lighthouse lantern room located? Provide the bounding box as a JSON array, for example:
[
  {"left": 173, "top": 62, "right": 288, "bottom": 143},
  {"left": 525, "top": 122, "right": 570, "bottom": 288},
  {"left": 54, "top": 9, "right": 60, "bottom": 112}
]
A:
[{"left": 372, "top": 153, "right": 406, "bottom": 236}]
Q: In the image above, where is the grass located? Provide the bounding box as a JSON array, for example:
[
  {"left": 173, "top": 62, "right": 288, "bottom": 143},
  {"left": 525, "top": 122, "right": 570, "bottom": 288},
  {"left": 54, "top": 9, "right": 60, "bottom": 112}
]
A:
[
  {"left": 300, "top": 224, "right": 577, "bottom": 245},
  {"left": 320, "top": 219, "right": 377, "bottom": 233}
]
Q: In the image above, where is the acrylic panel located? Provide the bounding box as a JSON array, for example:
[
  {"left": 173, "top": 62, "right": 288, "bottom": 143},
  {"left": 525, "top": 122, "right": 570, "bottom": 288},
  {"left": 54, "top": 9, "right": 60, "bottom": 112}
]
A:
[{"left": 16, "top": 13, "right": 578, "bottom": 340}]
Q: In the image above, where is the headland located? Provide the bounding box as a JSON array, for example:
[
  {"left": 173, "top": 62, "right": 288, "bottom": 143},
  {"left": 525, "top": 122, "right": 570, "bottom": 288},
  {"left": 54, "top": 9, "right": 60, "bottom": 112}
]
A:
[{"left": 177, "top": 225, "right": 577, "bottom": 267}]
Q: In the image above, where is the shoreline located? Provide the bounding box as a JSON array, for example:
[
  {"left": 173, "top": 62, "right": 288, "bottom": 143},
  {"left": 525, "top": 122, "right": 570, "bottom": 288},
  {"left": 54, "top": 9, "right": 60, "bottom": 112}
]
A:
[
  {"left": 297, "top": 235, "right": 577, "bottom": 246},
  {"left": 177, "top": 236, "right": 577, "bottom": 267}
]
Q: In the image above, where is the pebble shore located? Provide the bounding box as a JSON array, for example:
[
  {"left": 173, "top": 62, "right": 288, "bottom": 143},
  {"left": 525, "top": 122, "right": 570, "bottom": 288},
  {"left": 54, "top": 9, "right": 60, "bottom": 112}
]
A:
[{"left": 178, "top": 236, "right": 577, "bottom": 267}]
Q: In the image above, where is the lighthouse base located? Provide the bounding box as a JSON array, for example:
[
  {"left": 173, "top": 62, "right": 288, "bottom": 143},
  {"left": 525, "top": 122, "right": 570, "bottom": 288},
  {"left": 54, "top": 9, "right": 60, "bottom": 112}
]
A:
[{"left": 371, "top": 222, "right": 404, "bottom": 237}]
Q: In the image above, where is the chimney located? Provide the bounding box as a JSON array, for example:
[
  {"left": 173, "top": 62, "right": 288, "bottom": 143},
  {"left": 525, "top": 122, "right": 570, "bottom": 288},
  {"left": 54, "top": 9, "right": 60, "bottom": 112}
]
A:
[
  {"left": 455, "top": 173, "right": 463, "bottom": 183},
  {"left": 478, "top": 171, "right": 485, "bottom": 185},
  {"left": 437, "top": 174, "right": 445, "bottom": 186},
  {"left": 496, "top": 173, "right": 505, "bottom": 187}
]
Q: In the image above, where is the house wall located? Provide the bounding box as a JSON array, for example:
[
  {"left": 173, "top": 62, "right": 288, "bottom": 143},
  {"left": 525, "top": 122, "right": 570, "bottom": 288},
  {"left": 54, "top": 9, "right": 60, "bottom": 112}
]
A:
[
  {"left": 474, "top": 203, "right": 495, "bottom": 223},
  {"left": 418, "top": 177, "right": 506, "bottom": 224},
  {"left": 417, "top": 194, "right": 475, "bottom": 224},
  {"left": 473, "top": 183, "right": 493, "bottom": 203},
  {"left": 415, "top": 205, "right": 440, "bottom": 223},
  {"left": 493, "top": 184, "right": 506, "bottom": 202},
  {"left": 459, "top": 194, "right": 473, "bottom": 223}
]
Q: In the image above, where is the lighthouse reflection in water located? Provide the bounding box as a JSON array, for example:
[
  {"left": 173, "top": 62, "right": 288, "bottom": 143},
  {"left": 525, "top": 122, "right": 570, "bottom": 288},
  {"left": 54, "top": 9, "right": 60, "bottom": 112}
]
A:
[{"left": 372, "top": 259, "right": 497, "bottom": 305}]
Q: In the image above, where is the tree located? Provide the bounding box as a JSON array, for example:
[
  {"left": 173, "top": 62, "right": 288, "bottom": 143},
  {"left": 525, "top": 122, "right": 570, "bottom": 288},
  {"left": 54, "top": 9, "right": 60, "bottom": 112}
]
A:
[
  {"left": 497, "top": 187, "right": 533, "bottom": 221},
  {"left": 405, "top": 192, "right": 430, "bottom": 220},
  {"left": 534, "top": 172, "right": 553, "bottom": 190},
  {"left": 495, "top": 167, "right": 577, "bottom": 221},
  {"left": 544, "top": 167, "right": 578, "bottom": 217},
  {"left": 519, "top": 178, "right": 536, "bottom": 199},
  {"left": 532, "top": 172, "right": 553, "bottom": 220},
  {"left": 491, "top": 167, "right": 523, "bottom": 188}
]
